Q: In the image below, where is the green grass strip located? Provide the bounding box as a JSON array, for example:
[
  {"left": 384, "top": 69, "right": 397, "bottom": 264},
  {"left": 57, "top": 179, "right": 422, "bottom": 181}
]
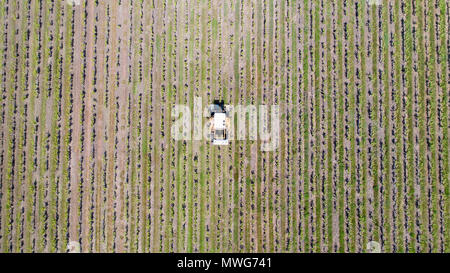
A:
[
  {"left": 393, "top": 0, "right": 405, "bottom": 252},
  {"left": 370, "top": 2, "right": 380, "bottom": 244},
  {"left": 244, "top": 0, "right": 252, "bottom": 252},
  {"left": 279, "top": 0, "right": 287, "bottom": 252},
  {"left": 416, "top": 0, "right": 428, "bottom": 252},
  {"left": 36, "top": 0, "right": 52, "bottom": 252},
  {"left": 152, "top": 31, "right": 162, "bottom": 252},
  {"left": 105, "top": 0, "right": 119, "bottom": 252},
  {"left": 24, "top": 0, "right": 41, "bottom": 252},
  {"left": 381, "top": 0, "right": 392, "bottom": 252},
  {"left": 289, "top": 0, "right": 298, "bottom": 252},
  {"left": 325, "top": 0, "right": 333, "bottom": 251},
  {"left": 129, "top": 0, "right": 142, "bottom": 252},
  {"left": 141, "top": 0, "right": 153, "bottom": 252},
  {"left": 256, "top": 0, "right": 263, "bottom": 252},
  {"left": 438, "top": 0, "right": 449, "bottom": 253},
  {"left": 426, "top": 0, "right": 439, "bottom": 253},
  {"left": 302, "top": 0, "right": 310, "bottom": 252},
  {"left": 175, "top": 0, "right": 186, "bottom": 253},
  {"left": 232, "top": 0, "right": 241, "bottom": 252},
  {"left": 210, "top": 2, "right": 219, "bottom": 252},
  {"left": 358, "top": 0, "right": 369, "bottom": 250},
  {"left": 348, "top": 0, "right": 357, "bottom": 252},
  {"left": 199, "top": 0, "right": 207, "bottom": 252},
  {"left": 312, "top": 0, "right": 321, "bottom": 252},
  {"left": 0, "top": 0, "right": 4, "bottom": 131},
  {"left": 187, "top": 3, "right": 195, "bottom": 252},
  {"left": 336, "top": 0, "right": 345, "bottom": 252},
  {"left": 48, "top": 0, "right": 62, "bottom": 253},
  {"left": 404, "top": 0, "right": 416, "bottom": 252},
  {"left": 163, "top": 0, "right": 175, "bottom": 253},
  {"left": 60, "top": 2, "right": 73, "bottom": 252}
]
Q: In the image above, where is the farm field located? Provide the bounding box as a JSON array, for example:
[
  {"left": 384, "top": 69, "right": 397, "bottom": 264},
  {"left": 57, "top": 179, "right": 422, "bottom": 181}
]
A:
[{"left": 0, "top": 0, "right": 448, "bottom": 253}]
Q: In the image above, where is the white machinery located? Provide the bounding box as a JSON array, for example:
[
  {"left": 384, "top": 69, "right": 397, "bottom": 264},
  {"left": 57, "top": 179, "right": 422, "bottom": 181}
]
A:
[{"left": 208, "top": 101, "right": 230, "bottom": 145}]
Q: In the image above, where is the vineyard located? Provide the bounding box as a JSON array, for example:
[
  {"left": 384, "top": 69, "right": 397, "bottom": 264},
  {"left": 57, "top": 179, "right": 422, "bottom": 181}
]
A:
[{"left": 0, "top": 0, "right": 448, "bottom": 253}]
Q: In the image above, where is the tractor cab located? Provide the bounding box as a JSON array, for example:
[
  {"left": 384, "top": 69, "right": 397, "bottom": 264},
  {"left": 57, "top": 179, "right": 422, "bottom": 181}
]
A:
[{"left": 208, "top": 100, "right": 231, "bottom": 145}]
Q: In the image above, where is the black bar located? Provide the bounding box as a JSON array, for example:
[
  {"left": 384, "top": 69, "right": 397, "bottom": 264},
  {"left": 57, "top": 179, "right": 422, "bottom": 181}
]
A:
[{"left": 0, "top": 253, "right": 447, "bottom": 272}]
